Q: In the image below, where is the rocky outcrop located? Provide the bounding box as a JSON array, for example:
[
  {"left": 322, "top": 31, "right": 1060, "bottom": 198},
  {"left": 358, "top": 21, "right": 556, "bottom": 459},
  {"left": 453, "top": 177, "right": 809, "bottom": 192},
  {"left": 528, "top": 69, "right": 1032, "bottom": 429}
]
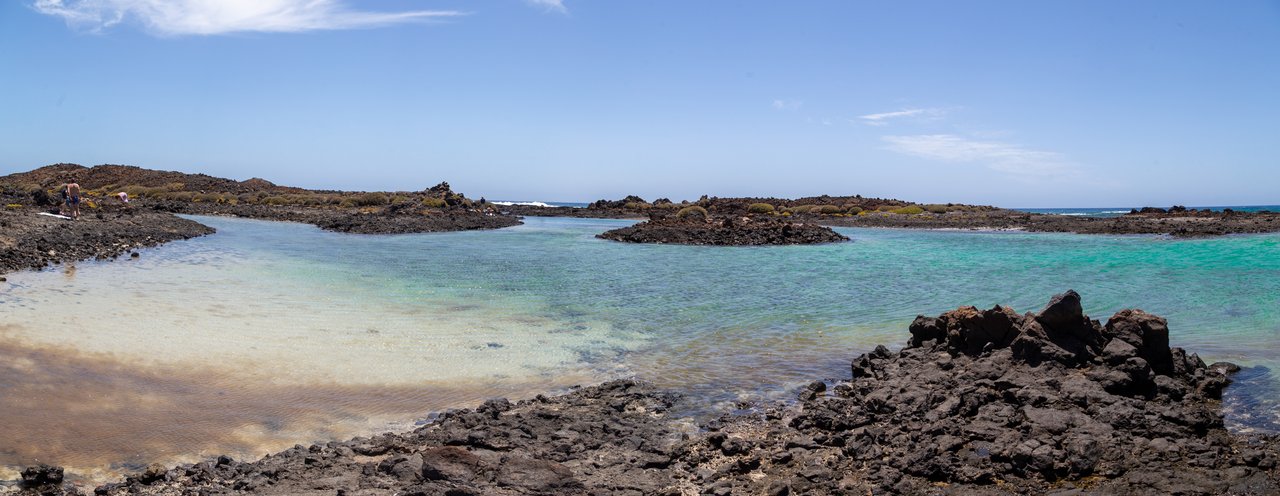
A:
[
  {"left": 588, "top": 195, "right": 649, "bottom": 210},
  {"left": 814, "top": 290, "right": 1264, "bottom": 493},
  {"left": 597, "top": 215, "right": 849, "bottom": 245}
]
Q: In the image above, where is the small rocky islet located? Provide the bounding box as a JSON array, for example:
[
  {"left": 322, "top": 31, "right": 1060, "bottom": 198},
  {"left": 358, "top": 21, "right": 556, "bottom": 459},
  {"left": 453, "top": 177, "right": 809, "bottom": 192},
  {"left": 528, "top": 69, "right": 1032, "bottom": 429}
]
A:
[
  {"left": 14, "top": 291, "right": 1278, "bottom": 495},
  {"left": 596, "top": 211, "right": 849, "bottom": 246}
]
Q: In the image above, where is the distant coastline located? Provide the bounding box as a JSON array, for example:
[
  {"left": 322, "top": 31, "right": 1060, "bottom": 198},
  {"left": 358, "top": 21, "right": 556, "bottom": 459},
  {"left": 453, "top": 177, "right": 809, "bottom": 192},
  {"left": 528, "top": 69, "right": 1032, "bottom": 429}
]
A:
[{"left": 1017, "top": 205, "right": 1280, "bottom": 218}]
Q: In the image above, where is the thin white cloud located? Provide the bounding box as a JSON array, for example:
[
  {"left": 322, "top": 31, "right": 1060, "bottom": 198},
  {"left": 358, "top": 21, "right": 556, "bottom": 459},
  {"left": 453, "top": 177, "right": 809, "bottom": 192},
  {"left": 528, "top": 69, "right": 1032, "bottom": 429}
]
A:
[
  {"left": 882, "top": 134, "right": 1077, "bottom": 177},
  {"left": 858, "top": 107, "right": 946, "bottom": 126},
  {"left": 32, "top": 0, "right": 463, "bottom": 36},
  {"left": 525, "top": 0, "right": 567, "bottom": 14},
  {"left": 772, "top": 99, "right": 803, "bottom": 111}
]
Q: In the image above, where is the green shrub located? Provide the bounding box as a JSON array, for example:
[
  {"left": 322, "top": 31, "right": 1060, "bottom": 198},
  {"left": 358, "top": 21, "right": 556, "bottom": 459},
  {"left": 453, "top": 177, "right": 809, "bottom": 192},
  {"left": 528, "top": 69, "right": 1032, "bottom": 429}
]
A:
[
  {"left": 623, "top": 201, "right": 652, "bottom": 210},
  {"left": 354, "top": 192, "right": 388, "bottom": 206},
  {"left": 817, "top": 205, "right": 843, "bottom": 214},
  {"left": 126, "top": 185, "right": 167, "bottom": 198},
  {"left": 846, "top": 206, "right": 863, "bottom": 214},
  {"left": 192, "top": 192, "right": 221, "bottom": 203},
  {"left": 922, "top": 204, "right": 948, "bottom": 214},
  {"left": 676, "top": 205, "right": 708, "bottom": 219},
  {"left": 422, "top": 197, "right": 447, "bottom": 208},
  {"left": 891, "top": 206, "right": 925, "bottom": 215},
  {"left": 788, "top": 205, "right": 814, "bottom": 214},
  {"left": 747, "top": 202, "right": 775, "bottom": 214},
  {"left": 876, "top": 205, "right": 898, "bottom": 212}
]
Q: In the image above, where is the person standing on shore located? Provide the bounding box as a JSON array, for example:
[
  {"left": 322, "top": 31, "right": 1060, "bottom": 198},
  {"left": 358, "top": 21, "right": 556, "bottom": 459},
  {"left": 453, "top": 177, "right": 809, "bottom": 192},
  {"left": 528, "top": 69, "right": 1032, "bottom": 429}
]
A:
[{"left": 65, "top": 178, "right": 81, "bottom": 220}]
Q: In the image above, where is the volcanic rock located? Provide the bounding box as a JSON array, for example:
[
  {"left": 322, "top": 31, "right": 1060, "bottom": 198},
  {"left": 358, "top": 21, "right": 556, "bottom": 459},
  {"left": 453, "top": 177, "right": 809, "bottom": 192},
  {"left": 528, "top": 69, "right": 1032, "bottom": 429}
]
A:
[{"left": 597, "top": 215, "right": 848, "bottom": 245}]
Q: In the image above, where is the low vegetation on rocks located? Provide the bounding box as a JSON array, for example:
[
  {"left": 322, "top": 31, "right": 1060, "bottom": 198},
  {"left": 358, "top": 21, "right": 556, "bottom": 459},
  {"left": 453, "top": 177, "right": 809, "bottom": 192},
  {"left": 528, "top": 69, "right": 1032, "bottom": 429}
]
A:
[{"left": 0, "top": 164, "right": 524, "bottom": 237}]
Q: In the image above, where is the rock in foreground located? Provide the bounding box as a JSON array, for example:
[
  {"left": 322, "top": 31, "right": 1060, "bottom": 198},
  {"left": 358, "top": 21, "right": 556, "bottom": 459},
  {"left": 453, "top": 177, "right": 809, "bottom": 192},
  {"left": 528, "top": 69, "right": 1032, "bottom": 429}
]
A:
[
  {"left": 597, "top": 215, "right": 849, "bottom": 245},
  {"left": 693, "top": 290, "right": 1279, "bottom": 494},
  {"left": 16, "top": 292, "right": 1279, "bottom": 495}
]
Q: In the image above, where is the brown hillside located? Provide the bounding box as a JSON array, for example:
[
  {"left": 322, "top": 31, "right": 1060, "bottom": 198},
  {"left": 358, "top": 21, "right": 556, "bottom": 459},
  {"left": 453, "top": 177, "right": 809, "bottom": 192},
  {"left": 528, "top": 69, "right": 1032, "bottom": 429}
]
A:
[{"left": 0, "top": 164, "right": 302, "bottom": 194}]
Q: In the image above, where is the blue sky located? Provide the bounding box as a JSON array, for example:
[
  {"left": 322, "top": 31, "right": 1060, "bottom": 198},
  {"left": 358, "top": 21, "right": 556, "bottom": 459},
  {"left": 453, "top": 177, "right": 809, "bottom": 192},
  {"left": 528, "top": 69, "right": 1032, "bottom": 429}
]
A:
[{"left": 2, "top": 1, "right": 1277, "bottom": 207}]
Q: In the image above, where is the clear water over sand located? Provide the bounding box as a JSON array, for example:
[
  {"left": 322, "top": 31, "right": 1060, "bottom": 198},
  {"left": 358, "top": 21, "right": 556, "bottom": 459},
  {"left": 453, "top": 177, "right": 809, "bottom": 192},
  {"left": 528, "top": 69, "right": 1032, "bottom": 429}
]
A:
[{"left": 2, "top": 215, "right": 1278, "bottom": 479}]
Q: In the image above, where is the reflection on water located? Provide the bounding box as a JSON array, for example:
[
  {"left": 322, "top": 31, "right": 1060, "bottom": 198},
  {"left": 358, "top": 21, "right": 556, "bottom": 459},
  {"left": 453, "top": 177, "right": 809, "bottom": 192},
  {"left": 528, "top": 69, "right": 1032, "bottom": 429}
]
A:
[{"left": 1, "top": 215, "right": 1279, "bottom": 482}]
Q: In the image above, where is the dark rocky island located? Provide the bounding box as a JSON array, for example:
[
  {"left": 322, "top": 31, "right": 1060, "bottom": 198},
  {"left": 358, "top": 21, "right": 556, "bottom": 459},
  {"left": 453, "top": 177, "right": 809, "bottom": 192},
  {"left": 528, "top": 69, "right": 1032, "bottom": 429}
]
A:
[
  {"left": 596, "top": 208, "right": 849, "bottom": 246},
  {"left": 15, "top": 291, "right": 1278, "bottom": 495}
]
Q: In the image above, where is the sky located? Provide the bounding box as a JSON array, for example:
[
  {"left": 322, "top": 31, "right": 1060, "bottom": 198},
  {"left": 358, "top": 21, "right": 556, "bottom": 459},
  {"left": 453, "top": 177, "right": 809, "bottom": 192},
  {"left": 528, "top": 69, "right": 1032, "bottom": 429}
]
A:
[{"left": 1, "top": 1, "right": 1278, "bottom": 207}]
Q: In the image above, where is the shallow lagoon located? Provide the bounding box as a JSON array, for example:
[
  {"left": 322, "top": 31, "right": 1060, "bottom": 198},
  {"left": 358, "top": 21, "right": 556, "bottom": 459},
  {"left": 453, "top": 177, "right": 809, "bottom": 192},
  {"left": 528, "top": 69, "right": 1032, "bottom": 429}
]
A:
[{"left": 2, "top": 215, "right": 1278, "bottom": 478}]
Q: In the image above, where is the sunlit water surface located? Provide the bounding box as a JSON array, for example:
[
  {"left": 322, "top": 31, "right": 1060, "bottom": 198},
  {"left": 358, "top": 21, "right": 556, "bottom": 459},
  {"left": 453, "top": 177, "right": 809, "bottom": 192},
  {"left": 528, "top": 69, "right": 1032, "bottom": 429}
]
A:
[{"left": 2, "top": 215, "right": 1278, "bottom": 480}]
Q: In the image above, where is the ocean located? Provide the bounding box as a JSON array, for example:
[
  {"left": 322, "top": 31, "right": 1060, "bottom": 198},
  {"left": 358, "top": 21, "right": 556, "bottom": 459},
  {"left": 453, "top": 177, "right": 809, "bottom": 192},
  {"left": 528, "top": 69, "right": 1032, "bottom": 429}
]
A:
[
  {"left": 1017, "top": 205, "right": 1280, "bottom": 218},
  {"left": 1, "top": 215, "right": 1278, "bottom": 478}
]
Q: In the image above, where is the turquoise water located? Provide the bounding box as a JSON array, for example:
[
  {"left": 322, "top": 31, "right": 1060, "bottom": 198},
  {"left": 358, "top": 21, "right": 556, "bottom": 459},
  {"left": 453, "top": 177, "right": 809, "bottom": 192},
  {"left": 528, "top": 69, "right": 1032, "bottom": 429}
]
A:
[{"left": 2, "top": 214, "right": 1278, "bottom": 475}]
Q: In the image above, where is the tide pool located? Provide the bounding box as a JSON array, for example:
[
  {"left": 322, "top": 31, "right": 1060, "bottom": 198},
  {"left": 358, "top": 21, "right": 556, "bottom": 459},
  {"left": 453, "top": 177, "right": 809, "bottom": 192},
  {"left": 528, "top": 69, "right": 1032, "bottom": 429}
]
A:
[{"left": 2, "top": 215, "right": 1278, "bottom": 478}]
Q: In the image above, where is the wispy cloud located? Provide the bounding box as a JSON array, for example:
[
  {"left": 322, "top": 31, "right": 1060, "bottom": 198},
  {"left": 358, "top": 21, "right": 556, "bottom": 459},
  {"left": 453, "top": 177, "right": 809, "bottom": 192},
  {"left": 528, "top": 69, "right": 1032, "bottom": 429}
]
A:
[
  {"left": 525, "top": 0, "right": 567, "bottom": 14},
  {"left": 32, "top": 0, "right": 463, "bottom": 36},
  {"left": 772, "top": 99, "right": 803, "bottom": 111},
  {"left": 858, "top": 107, "right": 946, "bottom": 126},
  {"left": 882, "top": 134, "right": 1077, "bottom": 178}
]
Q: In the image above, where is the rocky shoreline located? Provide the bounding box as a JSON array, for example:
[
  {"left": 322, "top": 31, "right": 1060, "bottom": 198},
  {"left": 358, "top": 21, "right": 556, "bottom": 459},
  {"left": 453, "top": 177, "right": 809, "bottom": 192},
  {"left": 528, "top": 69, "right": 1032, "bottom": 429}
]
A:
[
  {"left": 816, "top": 208, "right": 1280, "bottom": 237},
  {"left": 0, "top": 165, "right": 527, "bottom": 274},
  {"left": 0, "top": 201, "right": 518, "bottom": 277},
  {"left": 14, "top": 292, "right": 1278, "bottom": 495},
  {"left": 0, "top": 205, "right": 215, "bottom": 276},
  {"left": 148, "top": 200, "right": 522, "bottom": 235},
  {"left": 597, "top": 214, "right": 849, "bottom": 245},
  {"left": 506, "top": 195, "right": 1280, "bottom": 238}
]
